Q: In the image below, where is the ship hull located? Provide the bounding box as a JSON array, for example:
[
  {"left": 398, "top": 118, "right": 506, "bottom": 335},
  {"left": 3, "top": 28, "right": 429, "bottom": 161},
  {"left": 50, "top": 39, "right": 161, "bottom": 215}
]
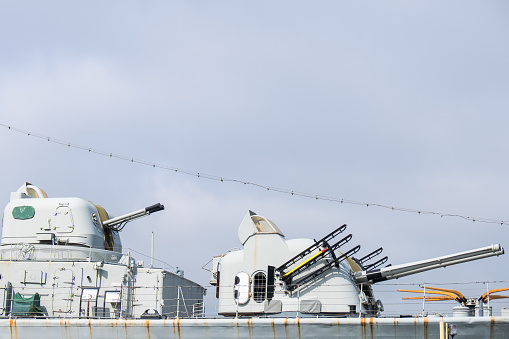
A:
[{"left": 1, "top": 316, "right": 508, "bottom": 338}]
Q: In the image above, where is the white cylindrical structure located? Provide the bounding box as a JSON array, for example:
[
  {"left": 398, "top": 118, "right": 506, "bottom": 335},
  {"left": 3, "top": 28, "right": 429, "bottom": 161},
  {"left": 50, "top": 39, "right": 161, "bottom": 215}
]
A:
[{"left": 452, "top": 306, "right": 471, "bottom": 317}]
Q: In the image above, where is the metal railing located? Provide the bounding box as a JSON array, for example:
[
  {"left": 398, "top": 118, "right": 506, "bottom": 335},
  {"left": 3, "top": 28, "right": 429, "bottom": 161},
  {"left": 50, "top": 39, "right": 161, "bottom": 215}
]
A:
[
  {"left": 0, "top": 244, "right": 122, "bottom": 264},
  {"left": 0, "top": 280, "right": 508, "bottom": 319}
]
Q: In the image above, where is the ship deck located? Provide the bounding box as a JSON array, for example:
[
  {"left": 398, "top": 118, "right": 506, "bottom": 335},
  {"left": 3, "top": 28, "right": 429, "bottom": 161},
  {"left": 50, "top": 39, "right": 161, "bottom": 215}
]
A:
[{"left": 1, "top": 316, "right": 508, "bottom": 338}]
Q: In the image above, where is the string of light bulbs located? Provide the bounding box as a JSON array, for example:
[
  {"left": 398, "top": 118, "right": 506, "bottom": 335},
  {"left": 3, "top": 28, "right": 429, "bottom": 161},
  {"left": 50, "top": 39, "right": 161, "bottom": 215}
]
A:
[{"left": 1, "top": 122, "right": 506, "bottom": 226}]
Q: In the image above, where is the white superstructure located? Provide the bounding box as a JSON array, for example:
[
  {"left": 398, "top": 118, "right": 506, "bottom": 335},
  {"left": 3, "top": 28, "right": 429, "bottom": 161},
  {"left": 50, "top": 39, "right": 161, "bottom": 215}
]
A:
[{"left": 0, "top": 183, "right": 204, "bottom": 320}]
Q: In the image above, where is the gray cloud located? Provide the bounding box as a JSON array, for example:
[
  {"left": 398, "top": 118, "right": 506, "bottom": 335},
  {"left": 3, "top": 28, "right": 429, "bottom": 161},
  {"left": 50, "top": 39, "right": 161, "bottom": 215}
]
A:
[{"left": 1, "top": 0, "right": 508, "bottom": 316}]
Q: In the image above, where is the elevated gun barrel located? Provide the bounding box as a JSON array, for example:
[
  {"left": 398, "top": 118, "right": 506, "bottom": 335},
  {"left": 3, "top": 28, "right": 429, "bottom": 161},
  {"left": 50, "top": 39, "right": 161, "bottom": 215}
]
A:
[
  {"left": 102, "top": 203, "right": 165, "bottom": 230},
  {"left": 355, "top": 244, "right": 504, "bottom": 284}
]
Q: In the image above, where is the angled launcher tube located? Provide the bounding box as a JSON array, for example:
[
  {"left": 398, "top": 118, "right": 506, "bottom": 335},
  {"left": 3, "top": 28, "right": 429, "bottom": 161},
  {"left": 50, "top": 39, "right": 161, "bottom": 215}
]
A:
[
  {"left": 359, "top": 247, "right": 383, "bottom": 265},
  {"left": 287, "top": 245, "right": 361, "bottom": 291},
  {"left": 276, "top": 224, "right": 347, "bottom": 274},
  {"left": 355, "top": 244, "right": 504, "bottom": 284},
  {"left": 280, "top": 234, "right": 353, "bottom": 283},
  {"left": 363, "top": 256, "right": 388, "bottom": 271}
]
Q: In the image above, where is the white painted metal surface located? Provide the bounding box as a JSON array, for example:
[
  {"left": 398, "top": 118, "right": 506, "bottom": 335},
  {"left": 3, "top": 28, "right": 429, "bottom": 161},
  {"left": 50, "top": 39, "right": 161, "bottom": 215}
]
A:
[{"left": 1, "top": 316, "right": 509, "bottom": 339}]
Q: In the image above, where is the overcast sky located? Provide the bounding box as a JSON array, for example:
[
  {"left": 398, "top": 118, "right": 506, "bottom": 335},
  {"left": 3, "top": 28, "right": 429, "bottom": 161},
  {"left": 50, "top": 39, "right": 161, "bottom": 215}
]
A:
[{"left": 1, "top": 1, "right": 508, "bottom": 316}]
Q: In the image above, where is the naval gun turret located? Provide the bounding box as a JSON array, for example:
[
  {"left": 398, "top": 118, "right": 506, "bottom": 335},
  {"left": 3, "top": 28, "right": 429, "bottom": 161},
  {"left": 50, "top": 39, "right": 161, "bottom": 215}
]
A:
[
  {"left": 2, "top": 182, "right": 164, "bottom": 252},
  {"left": 0, "top": 183, "right": 204, "bottom": 319},
  {"left": 210, "top": 210, "right": 504, "bottom": 317}
]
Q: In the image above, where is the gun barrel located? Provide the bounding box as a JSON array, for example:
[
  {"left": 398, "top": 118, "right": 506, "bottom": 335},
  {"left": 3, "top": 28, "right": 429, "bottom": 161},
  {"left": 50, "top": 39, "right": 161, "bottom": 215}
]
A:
[
  {"left": 355, "top": 244, "right": 504, "bottom": 284},
  {"left": 102, "top": 203, "right": 165, "bottom": 229}
]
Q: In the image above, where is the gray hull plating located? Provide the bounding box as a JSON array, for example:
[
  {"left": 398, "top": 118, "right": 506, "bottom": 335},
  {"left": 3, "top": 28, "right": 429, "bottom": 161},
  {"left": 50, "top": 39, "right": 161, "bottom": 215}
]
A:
[{"left": 1, "top": 317, "right": 508, "bottom": 339}]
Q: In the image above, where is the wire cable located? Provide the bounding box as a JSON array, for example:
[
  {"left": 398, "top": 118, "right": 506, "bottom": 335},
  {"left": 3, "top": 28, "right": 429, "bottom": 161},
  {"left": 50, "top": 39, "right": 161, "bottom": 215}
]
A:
[{"left": 1, "top": 122, "right": 506, "bottom": 225}]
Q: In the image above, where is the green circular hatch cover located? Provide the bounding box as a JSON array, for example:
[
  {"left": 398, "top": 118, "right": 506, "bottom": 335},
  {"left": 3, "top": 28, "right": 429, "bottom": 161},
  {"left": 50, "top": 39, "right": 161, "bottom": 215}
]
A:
[{"left": 12, "top": 206, "right": 35, "bottom": 220}]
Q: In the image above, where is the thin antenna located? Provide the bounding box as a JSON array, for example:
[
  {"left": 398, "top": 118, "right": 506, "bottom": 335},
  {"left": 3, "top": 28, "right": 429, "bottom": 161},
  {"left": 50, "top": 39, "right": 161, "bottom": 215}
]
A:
[{"left": 150, "top": 231, "right": 154, "bottom": 268}]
